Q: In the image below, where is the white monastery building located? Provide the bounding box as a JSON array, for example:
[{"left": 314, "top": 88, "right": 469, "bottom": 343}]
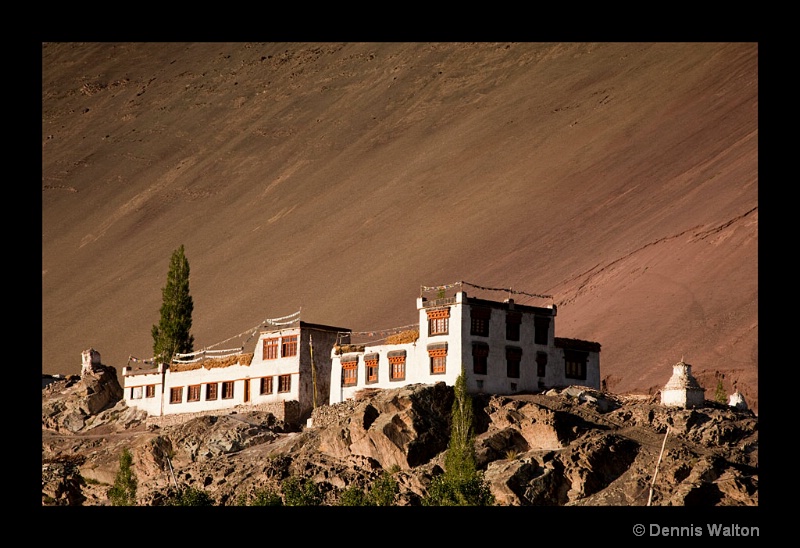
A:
[
  {"left": 121, "top": 283, "right": 602, "bottom": 423},
  {"left": 329, "top": 290, "right": 601, "bottom": 405},
  {"left": 123, "top": 319, "right": 349, "bottom": 424}
]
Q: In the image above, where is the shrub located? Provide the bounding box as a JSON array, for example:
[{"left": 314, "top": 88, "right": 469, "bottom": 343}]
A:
[
  {"left": 241, "top": 487, "right": 283, "bottom": 506},
  {"left": 281, "top": 476, "right": 323, "bottom": 506},
  {"left": 338, "top": 484, "right": 368, "bottom": 506},
  {"left": 107, "top": 448, "right": 137, "bottom": 506},
  {"left": 164, "top": 486, "right": 215, "bottom": 506}
]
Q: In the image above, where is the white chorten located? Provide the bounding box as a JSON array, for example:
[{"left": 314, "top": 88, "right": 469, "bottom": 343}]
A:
[
  {"left": 660, "top": 359, "right": 705, "bottom": 408},
  {"left": 728, "top": 391, "right": 748, "bottom": 410},
  {"left": 81, "top": 348, "right": 101, "bottom": 375}
]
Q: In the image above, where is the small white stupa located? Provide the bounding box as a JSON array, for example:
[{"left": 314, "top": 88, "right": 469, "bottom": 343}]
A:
[
  {"left": 81, "top": 347, "right": 102, "bottom": 375},
  {"left": 660, "top": 358, "right": 705, "bottom": 408},
  {"left": 728, "top": 390, "right": 748, "bottom": 410}
]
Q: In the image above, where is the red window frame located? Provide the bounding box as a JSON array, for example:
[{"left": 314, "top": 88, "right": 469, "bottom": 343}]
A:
[
  {"left": 221, "top": 381, "right": 235, "bottom": 399},
  {"left": 187, "top": 384, "right": 201, "bottom": 402},
  {"left": 260, "top": 376, "right": 273, "bottom": 395},
  {"left": 170, "top": 387, "right": 183, "bottom": 404},
  {"left": 278, "top": 374, "right": 291, "bottom": 393}
]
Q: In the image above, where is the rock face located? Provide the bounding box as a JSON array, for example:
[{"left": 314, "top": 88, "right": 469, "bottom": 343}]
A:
[
  {"left": 41, "top": 371, "right": 757, "bottom": 507},
  {"left": 41, "top": 361, "right": 129, "bottom": 433}
]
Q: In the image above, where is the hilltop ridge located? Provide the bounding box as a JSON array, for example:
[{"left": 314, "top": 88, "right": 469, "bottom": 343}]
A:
[{"left": 42, "top": 364, "right": 758, "bottom": 508}]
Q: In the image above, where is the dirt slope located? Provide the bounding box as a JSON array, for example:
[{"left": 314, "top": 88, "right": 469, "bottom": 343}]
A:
[{"left": 42, "top": 42, "right": 758, "bottom": 410}]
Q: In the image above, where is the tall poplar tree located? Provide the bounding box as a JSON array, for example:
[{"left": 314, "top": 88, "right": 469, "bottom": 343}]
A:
[
  {"left": 422, "top": 372, "right": 495, "bottom": 506},
  {"left": 152, "top": 244, "right": 194, "bottom": 364}
]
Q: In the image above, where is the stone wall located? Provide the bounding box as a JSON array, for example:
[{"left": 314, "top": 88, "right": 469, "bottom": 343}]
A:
[
  {"left": 310, "top": 398, "right": 360, "bottom": 429},
  {"left": 146, "top": 400, "right": 302, "bottom": 428}
]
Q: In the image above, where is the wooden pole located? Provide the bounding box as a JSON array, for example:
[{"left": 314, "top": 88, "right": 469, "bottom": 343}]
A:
[
  {"left": 647, "top": 426, "right": 670, "bottom": 506},
  {"left": 167, "top": 456, "right": 178, "bottom": 489}
]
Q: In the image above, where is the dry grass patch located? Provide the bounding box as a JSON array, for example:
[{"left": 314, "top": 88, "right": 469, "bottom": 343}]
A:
[
  {"left": 171, "top": 352, "right": 254, "bottom": 372},
  {"left": 386, "top": 330, "right": 418, "bottom": 344}
]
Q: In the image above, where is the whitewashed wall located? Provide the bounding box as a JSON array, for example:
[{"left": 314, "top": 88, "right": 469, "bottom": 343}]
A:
[{"left": 329, "top": 291, "right": 600, "bottom": 405}]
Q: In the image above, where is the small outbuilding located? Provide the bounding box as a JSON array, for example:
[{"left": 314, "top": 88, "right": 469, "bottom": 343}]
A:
[{"left": 660, "top": 358, "right": 705, "bottom": 408}]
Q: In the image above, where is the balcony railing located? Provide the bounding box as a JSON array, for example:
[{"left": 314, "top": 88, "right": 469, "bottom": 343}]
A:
[{"left": 422, "top": 296, "right": 456, "bottom": 308}]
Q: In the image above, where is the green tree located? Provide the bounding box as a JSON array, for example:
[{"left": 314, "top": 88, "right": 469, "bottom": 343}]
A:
[
  {"left": 152, "top": 244, "right": 194, "bottom": 364},
  {"left": 281, "top": 476, "right": 323, "bottom": 506},
  {"left": 107, "top": 448, "right": 137, "bottom": 506},
  {"left": 715, "top": 378, "right": 727, "bottom": 404},
  {"left": 422, "top": 372, "right": 495, "bottom": 506},
  {"left": 164, "top": 485, "right": 215, "bottom": 506}
]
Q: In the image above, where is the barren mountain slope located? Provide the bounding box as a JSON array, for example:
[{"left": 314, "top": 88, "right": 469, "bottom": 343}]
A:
[{"left": 42, "top": 43, "right": 758, "bottom": 410}]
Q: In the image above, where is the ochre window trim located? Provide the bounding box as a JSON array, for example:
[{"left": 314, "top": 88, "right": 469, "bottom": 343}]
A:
[
  {"left": 427, "top": 308, "right": 450, "bottom": 336},
  {"left": 426, "top": 307, "right": 451, "bottom": 320},
  {"left": 431, "top": 356, "right": 446, "bottom": 374},
  {"left": 221, "top": 381, "right": 235, "bottom": 399},
  {"left": 429, "top": 345, "right": 447, "bottom": 374},
  {"left": 388, "top": 355, "right": 406, "bottom": 381},
  {"left": 278, "top": 374, "right": 292, "bottom": 393},
  {"left": 365, "top": 354, "right": 379, "bottom": 383},
  {"left": 342, "top": 358, "right": 358, "bottom": 386},
  {"left": 281, "top": 335, "right": 299, "bottom": 358},
  {"left": 263, "top": 337, "right": 279, "bottom": 360}
]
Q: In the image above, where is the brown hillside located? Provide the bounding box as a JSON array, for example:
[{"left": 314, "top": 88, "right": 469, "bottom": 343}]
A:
[{"left": 42, "top": 43, "right": 758, "bottom": 411}]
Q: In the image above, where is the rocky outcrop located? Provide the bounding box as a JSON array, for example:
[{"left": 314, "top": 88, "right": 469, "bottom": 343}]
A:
[
  {"left": 41, "top": 363, "right": 126, "bottom": 432},
  {"left": 42, "top": 374, "right": 758, "bottom": 506},
  {"left": 316, "top": 383, "right": 453, "bottom": 470}
]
